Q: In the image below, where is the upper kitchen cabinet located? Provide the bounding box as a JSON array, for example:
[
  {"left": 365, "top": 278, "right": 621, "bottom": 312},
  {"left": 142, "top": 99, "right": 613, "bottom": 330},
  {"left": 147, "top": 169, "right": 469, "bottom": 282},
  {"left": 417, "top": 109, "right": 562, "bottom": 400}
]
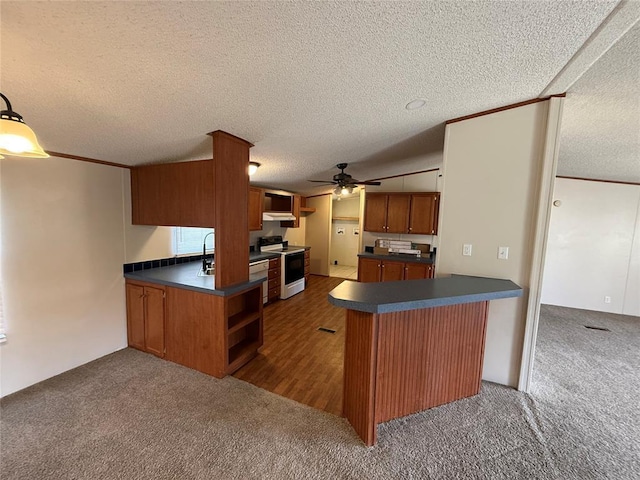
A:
[
  {"left": 249, "top": 187, "right": 264, "bottom": 231},
  {"left": 131, "top": 159, "right": 215, "bottom": 227},
  {"left": 408, "top": 193, "right": 440, "bottom": 235},
  {"left": 363, "top": 192, "right": 440, "bottom": 235},
  {"left": 363, "top": 193, "right": 410, "bottom": 234}
]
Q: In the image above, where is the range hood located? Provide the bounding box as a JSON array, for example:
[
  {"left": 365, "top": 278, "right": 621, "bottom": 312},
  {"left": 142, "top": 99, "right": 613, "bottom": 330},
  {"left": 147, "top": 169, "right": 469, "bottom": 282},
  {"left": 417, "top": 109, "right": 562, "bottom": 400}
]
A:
[{"left": 263, "top": 212, "right": 297, "bottom": 221}]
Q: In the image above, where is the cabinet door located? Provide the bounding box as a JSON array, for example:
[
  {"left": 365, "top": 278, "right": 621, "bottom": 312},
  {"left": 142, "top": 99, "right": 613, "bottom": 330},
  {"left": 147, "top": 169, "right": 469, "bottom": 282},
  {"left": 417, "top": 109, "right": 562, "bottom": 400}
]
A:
[
  {"left": 358, "top": 257, "right": 381, "bottom": 282},
  {"left": 363, "top": 194, "right": 388, "bottom": 233},
  {"left": 176, "top": 161, "right": 216, "bottom": 227},
  {"left": 404, "top": 263, "right": 430, "bottom": 280},
  {"left": 409, "top": 193, "right": 439, "bottom": 235},
  {"left": 248, "top": 187, "right": 264, "bottom": 231},
  {"left": 386, "top": 194, "right": 411, "bottom": 233},
  {"left": 126, "top": 283, "right": 146, "bottom": 351},
  {"left": 144, "top": 286, "right": 166, "bottom": 358},
  {"left": 381, "top": 260, "right": 405, "bottom": 282},
  {"left": 131, "top": 164, "right": 178, "bottom": 226}
]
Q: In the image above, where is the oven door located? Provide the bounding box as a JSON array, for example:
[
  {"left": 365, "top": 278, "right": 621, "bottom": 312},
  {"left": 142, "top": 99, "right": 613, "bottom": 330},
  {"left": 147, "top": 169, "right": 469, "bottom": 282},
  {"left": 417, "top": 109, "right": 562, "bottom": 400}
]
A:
[{"left": 284, "top": 251, "right": 305, "bottom": 285}]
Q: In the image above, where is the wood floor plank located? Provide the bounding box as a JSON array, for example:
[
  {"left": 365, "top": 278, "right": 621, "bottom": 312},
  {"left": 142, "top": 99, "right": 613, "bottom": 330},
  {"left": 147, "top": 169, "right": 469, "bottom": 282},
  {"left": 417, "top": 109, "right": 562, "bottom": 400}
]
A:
[{"left": 233, "top": 275, "right": 346, "bottom": 416}]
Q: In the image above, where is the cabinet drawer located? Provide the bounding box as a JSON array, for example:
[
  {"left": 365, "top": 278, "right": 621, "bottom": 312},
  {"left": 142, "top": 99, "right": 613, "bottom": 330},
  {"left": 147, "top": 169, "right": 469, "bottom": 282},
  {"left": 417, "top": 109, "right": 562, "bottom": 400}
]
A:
[
  {"left": 269, "top": 258, "right": 281, "bottom": 269},
  {"left": 268, "top": 278, "right": 280, "bottom": 290},
  {"left": 268, "top": 268, "right": 281, "bottom": 280},
  {"left": 268, "top": 287, "right": 280, "bottom": 299}
]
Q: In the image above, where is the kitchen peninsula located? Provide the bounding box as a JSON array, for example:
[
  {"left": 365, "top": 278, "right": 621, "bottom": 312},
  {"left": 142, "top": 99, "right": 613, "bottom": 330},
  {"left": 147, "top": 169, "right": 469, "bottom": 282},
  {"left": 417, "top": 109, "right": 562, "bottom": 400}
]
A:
[
  {"left": 329, "top": 275, "right": 522, "bottom": 446},
  {"left": 124, "top": 261, "right": 267, "bottom": 377}
]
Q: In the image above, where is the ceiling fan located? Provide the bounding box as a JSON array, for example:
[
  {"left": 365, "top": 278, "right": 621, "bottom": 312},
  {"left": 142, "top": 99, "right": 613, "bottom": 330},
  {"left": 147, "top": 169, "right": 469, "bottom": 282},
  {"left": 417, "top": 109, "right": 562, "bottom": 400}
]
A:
[{"left": 308, "top": 163, "right": 381, "bottom": 195}]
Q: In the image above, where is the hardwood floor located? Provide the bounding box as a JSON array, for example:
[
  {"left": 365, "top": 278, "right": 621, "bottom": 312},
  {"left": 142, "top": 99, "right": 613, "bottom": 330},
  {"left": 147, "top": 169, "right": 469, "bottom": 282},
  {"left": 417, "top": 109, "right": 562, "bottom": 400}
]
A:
[{"left": 233, "top": 275, "right": 346, "bottom": 416}]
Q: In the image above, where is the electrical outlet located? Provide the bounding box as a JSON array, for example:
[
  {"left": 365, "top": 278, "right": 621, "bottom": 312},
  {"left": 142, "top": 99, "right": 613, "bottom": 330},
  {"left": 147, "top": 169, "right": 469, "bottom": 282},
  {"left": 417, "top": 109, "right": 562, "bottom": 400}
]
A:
[
  {"left": 498, "top": 246, "right": 509, "bottom": 260},
  {"left": 604, "top": 296, "right": 611, "bottom": 304},
  {"left": 463, "top": 244, "right": 472, "bottom": 256}
]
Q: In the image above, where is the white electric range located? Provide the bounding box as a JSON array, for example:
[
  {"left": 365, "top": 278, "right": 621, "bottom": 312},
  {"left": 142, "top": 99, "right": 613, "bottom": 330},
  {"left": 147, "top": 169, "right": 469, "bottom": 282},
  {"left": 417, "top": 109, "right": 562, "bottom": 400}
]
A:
[{"left": 259, "top": 236, "right": 306, "bottom": 299}]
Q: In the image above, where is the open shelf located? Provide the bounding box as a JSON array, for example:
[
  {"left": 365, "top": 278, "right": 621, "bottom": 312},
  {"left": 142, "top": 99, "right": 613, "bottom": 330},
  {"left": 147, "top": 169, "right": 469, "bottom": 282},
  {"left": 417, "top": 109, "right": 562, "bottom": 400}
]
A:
[
  {"left": 227, "top": 339, "right": 261, "bottom": 373},
  {"left": 332, "top": 216, "right": 359, "bottom": 221},
  {"left": 300, "top": 206, "right": 316, "bottom": 213},
  {"left": 227, "top": 310, "right": 261, "bottom": 335}
]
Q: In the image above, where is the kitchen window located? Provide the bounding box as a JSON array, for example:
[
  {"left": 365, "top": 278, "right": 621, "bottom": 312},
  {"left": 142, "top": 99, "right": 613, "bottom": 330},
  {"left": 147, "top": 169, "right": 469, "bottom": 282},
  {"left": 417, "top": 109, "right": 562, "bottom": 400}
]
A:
[{"left": 173, "top": 227, "right": 214, "bottom": 256}]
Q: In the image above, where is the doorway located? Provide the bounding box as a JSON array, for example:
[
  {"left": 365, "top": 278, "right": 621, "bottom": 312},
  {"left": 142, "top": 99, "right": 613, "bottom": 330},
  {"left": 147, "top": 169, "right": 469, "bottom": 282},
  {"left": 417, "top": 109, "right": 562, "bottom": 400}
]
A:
[{"left": 329, "top": 193, "right": 361, "bottom": 280}]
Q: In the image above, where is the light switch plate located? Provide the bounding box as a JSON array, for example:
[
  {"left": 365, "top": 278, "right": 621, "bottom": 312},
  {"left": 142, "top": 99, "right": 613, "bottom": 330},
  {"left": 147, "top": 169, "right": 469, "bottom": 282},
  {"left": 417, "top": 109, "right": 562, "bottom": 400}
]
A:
[
  {"left": 498, "top": 246, "right": 509, "bottom": 260},
  {"left": 463, "top": 244, "right": 472, "bottom": 256}
]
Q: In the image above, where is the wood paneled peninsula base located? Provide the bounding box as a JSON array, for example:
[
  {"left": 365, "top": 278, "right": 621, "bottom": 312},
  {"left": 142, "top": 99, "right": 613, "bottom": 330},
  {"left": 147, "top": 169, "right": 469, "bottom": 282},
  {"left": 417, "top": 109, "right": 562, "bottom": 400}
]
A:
[{"left": 328, "top": 275, "right": 522, "bottom": 446}]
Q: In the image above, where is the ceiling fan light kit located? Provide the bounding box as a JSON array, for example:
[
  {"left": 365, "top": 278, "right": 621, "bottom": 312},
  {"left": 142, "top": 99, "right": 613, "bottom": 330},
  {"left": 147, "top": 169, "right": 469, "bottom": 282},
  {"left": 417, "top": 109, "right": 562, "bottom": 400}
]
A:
[
  {"left": 309, "top": 163, "right": 381, "bottom": 196},
  {"left": 0, "top": 92, "right": 49, "bottom": 158}
]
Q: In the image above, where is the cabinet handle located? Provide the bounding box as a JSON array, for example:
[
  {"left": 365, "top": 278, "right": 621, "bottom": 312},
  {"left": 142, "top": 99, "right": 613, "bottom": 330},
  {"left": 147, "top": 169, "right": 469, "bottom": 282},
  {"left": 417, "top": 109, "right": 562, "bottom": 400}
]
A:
[
  {"left": 408, "top": 227, "right": 412, "bottom": 232},
  {"left": 381, "top": 264, "right": 385, "bottom": 268}
]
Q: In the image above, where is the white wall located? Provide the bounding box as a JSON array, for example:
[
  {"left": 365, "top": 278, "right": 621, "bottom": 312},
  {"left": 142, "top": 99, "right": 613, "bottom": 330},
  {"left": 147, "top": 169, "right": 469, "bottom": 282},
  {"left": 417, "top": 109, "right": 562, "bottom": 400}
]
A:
[
  {"left": 438, "top": 101, "right": 551, "bottom": 388},
  {"left": 1, "top": 157, "right": 128, "bottom": 396},
  {"left": 283, "top": 216, "right": 306, "bottom": 247},
  {"left": 362, "top": 170, "right": 441, "bottom": 251},
  {"left": 542, "top": 178, "right": 640, "bottom": 316},
  {"left": 330, "top": 196, "right": 360, "bottom": 266}
]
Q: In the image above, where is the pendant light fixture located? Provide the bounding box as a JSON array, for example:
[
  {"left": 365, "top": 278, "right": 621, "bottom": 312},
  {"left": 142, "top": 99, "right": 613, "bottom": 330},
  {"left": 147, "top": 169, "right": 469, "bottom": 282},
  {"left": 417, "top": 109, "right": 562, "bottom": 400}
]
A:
[
  {"left": 248, "top": 161, "right": 260, "bottom": 176},
  {"left": 0, "top": 93, "right": 49, "bottom": 158}
]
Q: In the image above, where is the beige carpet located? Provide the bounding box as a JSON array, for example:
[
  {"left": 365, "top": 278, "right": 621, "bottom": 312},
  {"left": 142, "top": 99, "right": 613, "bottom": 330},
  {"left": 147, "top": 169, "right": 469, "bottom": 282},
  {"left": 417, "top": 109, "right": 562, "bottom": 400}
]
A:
[{"left": 1, "top": 305, "right": 638, "bottom": 479}]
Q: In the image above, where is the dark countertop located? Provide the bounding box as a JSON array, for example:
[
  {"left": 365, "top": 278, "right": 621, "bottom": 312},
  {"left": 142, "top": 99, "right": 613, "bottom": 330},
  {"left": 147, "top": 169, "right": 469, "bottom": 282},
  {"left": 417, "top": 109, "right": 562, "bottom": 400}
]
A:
[
  {"left": 124, "top": 262, "right": 265, "bottom": 297},
  {"left": 328, "top": 275, "right": 523, "bottom": 314},
  {"left": 358, "top": 252, "right": 434, "bottom": 265}
]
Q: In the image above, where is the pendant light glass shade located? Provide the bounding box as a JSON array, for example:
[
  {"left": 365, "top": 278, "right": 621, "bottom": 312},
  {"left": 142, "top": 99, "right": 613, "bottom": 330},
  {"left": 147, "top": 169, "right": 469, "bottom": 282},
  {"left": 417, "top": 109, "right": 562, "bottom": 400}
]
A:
[
  {"left": 248, "top": 161, "right": 260, "bottom": 176},
  {"left": 0, "top": 93, "right": 49, "bottom": 158}
]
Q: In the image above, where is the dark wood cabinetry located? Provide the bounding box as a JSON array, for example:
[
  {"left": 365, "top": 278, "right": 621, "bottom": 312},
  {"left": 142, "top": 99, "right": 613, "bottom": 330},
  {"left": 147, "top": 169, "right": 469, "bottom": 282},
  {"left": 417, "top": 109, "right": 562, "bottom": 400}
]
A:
[
  {"left": 363, "top": 192, "right": 439, "bottom": 235},
  {"left": 249, "top": 187, "right": 264, "bottom": 231},
  {"left": 268, "top": 257, "right": 281, "bottom": 302},
  {"left": 125, "top": 281, "right": 165, "bottom": 357},
  {"left": 408, "top": 193, "right": 439, "bottom": 235},
  {"left": 127, "top": 279, "right": 262, "bottom": 378},
  {"left": 404, "top": 262, "right": 434, "bottom": 280},
  {"left": 358, "top": 257, "right": 434, "bottom": 283},
  {"left": 131, "top": 160, "right": 215, "bottom": 227},
  {"left": 225, "top": 287, "right": 263, "bottom": 374}
]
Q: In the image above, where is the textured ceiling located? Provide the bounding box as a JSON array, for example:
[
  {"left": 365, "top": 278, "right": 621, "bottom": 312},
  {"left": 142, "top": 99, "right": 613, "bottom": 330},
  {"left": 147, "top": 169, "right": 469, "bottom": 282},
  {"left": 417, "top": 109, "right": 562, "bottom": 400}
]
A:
[
  {"left": 557, "top": 20, "right": 640, "bottom": 183},
  {"left": 1, "top": 1, "right": 635, "bottom": 193}
]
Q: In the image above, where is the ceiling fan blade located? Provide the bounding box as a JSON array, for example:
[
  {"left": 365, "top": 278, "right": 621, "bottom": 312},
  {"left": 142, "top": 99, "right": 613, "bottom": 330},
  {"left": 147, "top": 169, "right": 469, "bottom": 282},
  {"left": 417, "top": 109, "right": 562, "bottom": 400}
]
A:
[
  {"left": 354, "top": 181, "right": 382, "bottom": 186},
  {"left": 308, "top": 180, "right": 337, "bottom": 184}
]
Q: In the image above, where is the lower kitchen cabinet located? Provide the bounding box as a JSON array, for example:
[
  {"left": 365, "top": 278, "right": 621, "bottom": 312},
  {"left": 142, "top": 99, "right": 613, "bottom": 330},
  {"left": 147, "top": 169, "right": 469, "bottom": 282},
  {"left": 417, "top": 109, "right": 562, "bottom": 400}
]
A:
[
  {"left": 357, "top": 257, "right": 434, "bottom": 283},
  {"left": 126, "top": 279, "right": 262, "bottom": 377},
  {"left": 126, "top": 281, "right": 165, "bottom": 358},
  {"left": 404, "top": 262, "right": 434, "bottom": 280},
  {"left": 268, "top": 257, "right": 281, "bottom": 302}
]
